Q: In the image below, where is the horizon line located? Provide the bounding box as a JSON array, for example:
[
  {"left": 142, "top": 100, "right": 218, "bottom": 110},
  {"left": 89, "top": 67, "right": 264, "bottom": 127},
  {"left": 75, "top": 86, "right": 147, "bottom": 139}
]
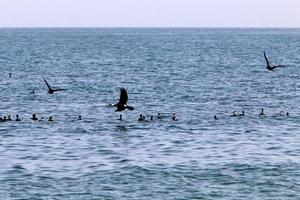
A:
[{"left": 0, "top": 26, "right": 300, "bottom": 29}]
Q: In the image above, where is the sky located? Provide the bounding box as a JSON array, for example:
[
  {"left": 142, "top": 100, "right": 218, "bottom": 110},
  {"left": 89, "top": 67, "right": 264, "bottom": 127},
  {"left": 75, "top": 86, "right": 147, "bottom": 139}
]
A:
[{"left": 0, "top": 0, "right": 300, "bottom": 27}]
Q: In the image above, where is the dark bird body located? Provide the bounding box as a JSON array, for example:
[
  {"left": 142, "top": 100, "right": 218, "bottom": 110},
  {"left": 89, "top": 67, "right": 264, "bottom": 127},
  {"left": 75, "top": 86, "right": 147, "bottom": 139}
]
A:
[
  {"left": 43, "top": 77, "right": 67, "bottom": 94},
  {"left": 264, "top": 51, "right": 284, "bottom": 71},
  {"left": 112, "top": 88, "right": 134, "bottom": 112}
]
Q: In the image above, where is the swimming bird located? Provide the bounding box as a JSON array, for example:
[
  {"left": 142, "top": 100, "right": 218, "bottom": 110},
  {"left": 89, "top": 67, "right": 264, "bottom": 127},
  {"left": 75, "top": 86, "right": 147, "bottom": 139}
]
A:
[
  {"left": 259, "top": 109, "right": 265, "bottom": 116},
  {"left": 30, "top": 89, "right": 35, "bottom": 94},
  {"left": 31, "top": 114, "right": 38, "bottom": 121},
  {"left": 16, "top": 115, "right": 21, "bottom": 121},
  {"left": 138, "top": 114, "right": 144, "bottom": 121},
  {"left": 43, "top": 77, "right": 67, "bottom": 94},
  {"left": 78, "top": 115, "right": 82, "bottom": 120},
  {"left": 112, "top": 88, "right": 134, "bottom": 112},
  {"left": 172, "top": 113, "right": 178, "bottom": 121},
  {"left": 263, "top": 51, "right": 284, "bottom": 71},
  {"left": 230, "top": 111, "right": 237, "bottom": 117},
  {"left": 48, "top": 116, "right": 53, "bottom": 121},
  {"left": 7, "top": 115, "right": 12, "bottom": 121},
  {"left": 214, "top": 115, "right": 219, "bottom": 120},
  {"left": 157, "top": 113, "right": 162, "bottom": 119},
  {"left": 239, "top": 111, "right": 245, "bottom": 116},
  {"left": 118, "top": 114, "right": 123, "bottom": 121},
  {"left": 0, "top": 116, "right": 7, "bottom": 122}
]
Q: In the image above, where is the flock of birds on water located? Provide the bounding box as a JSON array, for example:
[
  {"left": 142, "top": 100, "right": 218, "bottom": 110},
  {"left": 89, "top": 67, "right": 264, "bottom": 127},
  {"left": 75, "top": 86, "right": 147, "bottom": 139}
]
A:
[{"left": 0, "top": 51, "right": 294, "bottom": 124}]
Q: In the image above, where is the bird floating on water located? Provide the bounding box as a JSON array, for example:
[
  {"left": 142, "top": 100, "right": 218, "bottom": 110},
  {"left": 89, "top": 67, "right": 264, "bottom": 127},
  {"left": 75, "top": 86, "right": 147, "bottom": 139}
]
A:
[
  {"left": 16, "top": 115, "right": 21, "bottom": 121},
  {"left": 157, "top": 113, "right": 162, "bottom": 119},
  {"left": 172, "top": 113, "right": 178, "bottom": 121},
  {"left": 31, "top": 114, "right": 38, "bottom": 121},
  {"left": 118, "top": 115, "right": 123, "bottom": 121},
  {"left": 239, "top": 111, "right": 245, "bottom": 116},
  {"left": 138, "top": 114, "right": 145, "bottom": 121},
  {"left": 230, "top": 111, "right": 237, "bottom": 117},
  {"left": 259, "top": 109, "right": 265, "bottom": 116}
]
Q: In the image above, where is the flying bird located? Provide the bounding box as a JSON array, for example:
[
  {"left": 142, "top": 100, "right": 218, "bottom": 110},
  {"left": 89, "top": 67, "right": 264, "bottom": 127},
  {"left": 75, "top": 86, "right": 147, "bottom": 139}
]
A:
[
  {"left": 263, "top": 51, "right": 284, "bottom": 71},
  {"left": 112, "top": 88, "right": 134, "bottom": 112},
  {"left": 43, "top": 77, "right": 67, "bottom": 94}
]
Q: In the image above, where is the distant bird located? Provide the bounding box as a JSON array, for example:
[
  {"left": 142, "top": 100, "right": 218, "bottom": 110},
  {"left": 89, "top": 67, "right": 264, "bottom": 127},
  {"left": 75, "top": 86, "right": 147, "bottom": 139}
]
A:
[
  {"left": 30, "top": 89, "right": 35, "bottom": 94},
  {"left": 112, "top": 88, "right": 134, "bottom": 112},
  {"left": 239, "top": 111, "right": 245, "bottom": 116},
  {"left": 259, "top": 109, "right": 265, "bottom": 116},
  {"left": 31, "top": 114, "right": 38, "bottom": 121},
  {"left": 118, "top": 115, "right": 123, "bottom": 121},
  {"left": 172, "top": 113, "right": 178, "bottom": 121},
  {"left": 263, "top": 51, "right": 284, "bottom": 71},
  {"left": 9, "top": 73, "right": 12, "bottom": 78},
  {"left": 7, "top": 115, "right": 12, "bottom": 121},
  {"left": 214, "top": 115, "right": 219, "bottom": 120},
  {"left": 48, "top": 116, "right": 53, "bottom": 121},
  {"left": 230, "top": 111, "right": 237, "bottom": 117},
  {"left": 157, "top": 113, "right": 162, "bottom": 119},
  {"left": 138, "top": 114, "right": 145, "bottom": 121},
  {"left": 43, "top": 77, "right": 67, "bottom": 94},
  {"left": 78, "top": 115, "right": 82, "bottom": 120},
  {"left": 16, "top": 115, "right": 21, "bottom": 121},
  {"left": 280, "top": 111, "right": 284, "bottom": 116}
]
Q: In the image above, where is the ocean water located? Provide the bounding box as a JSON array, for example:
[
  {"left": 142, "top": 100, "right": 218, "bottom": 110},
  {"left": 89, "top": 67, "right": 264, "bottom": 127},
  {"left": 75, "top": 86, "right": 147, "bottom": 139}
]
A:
[{"left": 0, "top": 28, "right": 299, "bottom": 199}]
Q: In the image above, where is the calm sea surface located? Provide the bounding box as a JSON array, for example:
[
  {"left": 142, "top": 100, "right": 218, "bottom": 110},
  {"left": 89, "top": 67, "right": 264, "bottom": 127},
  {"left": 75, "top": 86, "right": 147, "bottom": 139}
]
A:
[{"left": 0, "top": 28, "right": 299, "bottom": 199}]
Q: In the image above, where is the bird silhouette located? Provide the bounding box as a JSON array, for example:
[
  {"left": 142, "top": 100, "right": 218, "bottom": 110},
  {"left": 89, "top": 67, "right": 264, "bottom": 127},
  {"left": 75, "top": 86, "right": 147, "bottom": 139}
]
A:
[
  {"left": 43, "top": 77, "right": 67, "bottom": 94},
  {"left": 112, "top": 88, "right": 134, "bottom": 112},
  {"left": 263, "top": 51, "right": 285, "bottom": 71}
]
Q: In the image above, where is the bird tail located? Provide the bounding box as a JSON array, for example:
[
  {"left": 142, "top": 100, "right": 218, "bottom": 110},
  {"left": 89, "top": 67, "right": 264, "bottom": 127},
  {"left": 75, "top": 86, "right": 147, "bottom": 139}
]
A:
[{"left": 126, "top": 106, "right": 134, "bottom": 111}]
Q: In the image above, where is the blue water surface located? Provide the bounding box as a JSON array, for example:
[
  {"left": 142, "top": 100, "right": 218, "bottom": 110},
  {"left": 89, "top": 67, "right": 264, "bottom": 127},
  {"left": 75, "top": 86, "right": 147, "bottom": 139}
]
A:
[{"left": 0, "top": 28, "right": 299, "bottom": 199}]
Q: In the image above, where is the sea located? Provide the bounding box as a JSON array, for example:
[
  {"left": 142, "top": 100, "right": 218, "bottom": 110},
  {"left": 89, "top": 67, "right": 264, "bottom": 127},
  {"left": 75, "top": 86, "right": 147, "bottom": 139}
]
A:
[{"left": 0, "top": 28, "right": 299, "bottom": 199}]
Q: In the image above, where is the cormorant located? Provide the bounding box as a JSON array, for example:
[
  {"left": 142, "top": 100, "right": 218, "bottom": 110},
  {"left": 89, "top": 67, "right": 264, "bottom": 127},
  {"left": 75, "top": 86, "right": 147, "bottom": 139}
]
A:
[
  {"left": 112, "top": 88, "right": 134, "bottom": 112},
  {"left": 43, "top": 77, "right": 67, "bottom": 94},
  {"left": 263, "top": 51, "right": 284, "bottom": 71}
]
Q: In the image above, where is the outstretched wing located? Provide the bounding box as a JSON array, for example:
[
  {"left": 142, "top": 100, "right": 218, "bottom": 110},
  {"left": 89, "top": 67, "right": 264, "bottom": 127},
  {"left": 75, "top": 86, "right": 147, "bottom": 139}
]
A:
[
  {"left": 263, "top": 51, "right": 270, "bottom": 67},
  {"left": 53, "top": 88, "right": 67, "bottom": 92},
  {"left": 118, "top": 88, "right": 128, "bottom": 105},
  {"left": 43, "top": 77, "right": 52, "bottom": 90},
  {"left": 273, "top": 65, "right": 285, "bottom": 68}
]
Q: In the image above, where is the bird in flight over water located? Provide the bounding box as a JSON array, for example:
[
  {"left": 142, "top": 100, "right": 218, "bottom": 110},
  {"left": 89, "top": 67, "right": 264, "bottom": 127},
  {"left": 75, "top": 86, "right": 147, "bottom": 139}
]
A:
[
  {"left": 43, "top": 77, "right": 67, "bottom": 94},
  {"left": 112, "top": 88, "right": 134, "bottom": 112},
  {"left": 263, "top": 51, "right": 284, "bottom": 71}
]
